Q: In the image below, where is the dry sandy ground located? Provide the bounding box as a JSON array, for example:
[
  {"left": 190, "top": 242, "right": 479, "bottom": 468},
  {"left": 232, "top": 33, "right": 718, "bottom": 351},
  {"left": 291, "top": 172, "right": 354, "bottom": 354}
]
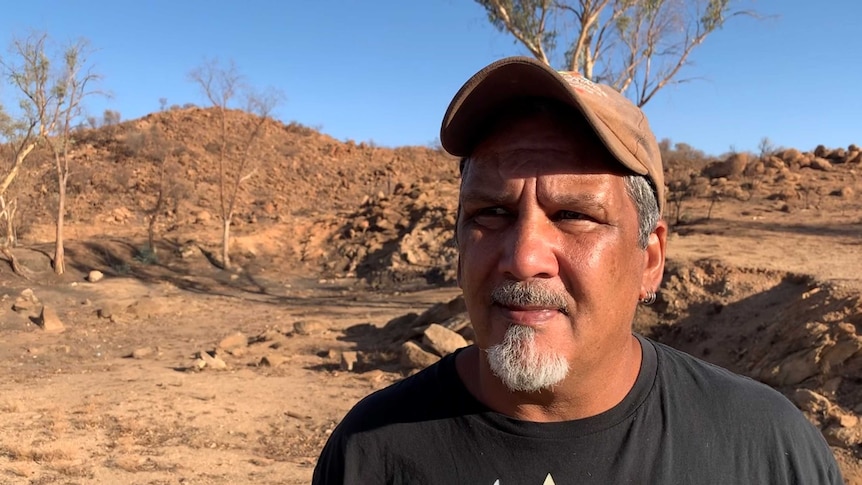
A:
[{"left": 0, "top": 195, "right": 860, "bottom": 485}]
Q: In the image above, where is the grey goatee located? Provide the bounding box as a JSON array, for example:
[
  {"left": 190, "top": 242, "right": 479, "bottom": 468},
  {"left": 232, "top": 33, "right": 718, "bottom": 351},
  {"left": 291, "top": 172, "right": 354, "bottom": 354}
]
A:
[{"left": 486, "top": 280, "right": 571, "bottom": 392}]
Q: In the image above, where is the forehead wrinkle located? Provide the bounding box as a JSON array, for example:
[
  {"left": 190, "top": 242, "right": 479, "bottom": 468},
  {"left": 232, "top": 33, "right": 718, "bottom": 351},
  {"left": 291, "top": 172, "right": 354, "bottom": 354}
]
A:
[{"left": 471, "top": 147, "right": 581, "bottom": 178}]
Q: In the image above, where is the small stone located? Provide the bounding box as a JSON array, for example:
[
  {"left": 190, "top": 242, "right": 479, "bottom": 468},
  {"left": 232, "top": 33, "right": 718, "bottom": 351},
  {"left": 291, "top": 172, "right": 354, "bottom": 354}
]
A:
[
  {"left": 341, "top": 351, "right": 358, "bottom": 371},
  {"left": 293, "top": 320, "right": 328, "bottom": 336},
  {"left": 199, "top": 350, "right": 227, "bottom": 370},
  {"left": 400, "top": 341, "right": 440, "bottom": 369},
  {"left": 195, "top": 210, "right": 212, "bottom": 223},
  {"left": 809, "top": 157, "right": 832, "bottom": 171},
  {"left": 38, "top": 306, "right": 66, "bottom": 333},
  {"left": 131, "top": 347, "right": 153, "bottom": 359},
  {"left": 87, "top": 270, "right": 104, "bottom": 283},
  {"left": 193, "top": 358, "right": 207, "bottom": 370},
  {"left": 791, "top": 388, "right": 832, "bottom": 414},
  {"left": 226, "top": 347, "right": 246, "bottom": 357},
  {"left": 422, "top": 324, "right": 469, "bottom": 356},
  {"left": 260, "top": 354, "right": 287, "bottom": 367},
  {"left": 824, "top": 403, "right": 860, "bottom": 429},
  {"left": 12, "top": 298, "right": 35, "bottom": 313},
  {"left": 823, "top": 424, "right": 862, "bottom": 448},
  {"left": 218, "top": 332, "right": 248, "bottom": 351},
  {"left": 98, "top": 303, "right": 120, "bottom": 319}
]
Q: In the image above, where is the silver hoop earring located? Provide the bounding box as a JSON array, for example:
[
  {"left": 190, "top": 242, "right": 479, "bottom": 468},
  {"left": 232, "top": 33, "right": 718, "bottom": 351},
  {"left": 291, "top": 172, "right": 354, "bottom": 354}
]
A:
[{"left": 639, "top": 291, "right": 657, "bottom": 306}]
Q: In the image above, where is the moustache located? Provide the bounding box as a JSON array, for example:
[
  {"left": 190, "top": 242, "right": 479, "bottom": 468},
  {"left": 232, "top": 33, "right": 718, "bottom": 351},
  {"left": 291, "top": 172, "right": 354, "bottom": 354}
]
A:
[{"left": 490, "top": 281, "right": 570, "bottom": 316}]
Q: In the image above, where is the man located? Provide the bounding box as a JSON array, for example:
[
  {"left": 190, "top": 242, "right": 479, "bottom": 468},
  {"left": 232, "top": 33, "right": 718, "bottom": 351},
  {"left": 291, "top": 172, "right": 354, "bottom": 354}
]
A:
[{"left": 313, "top": 57, "right": 842, "bottom": 484}]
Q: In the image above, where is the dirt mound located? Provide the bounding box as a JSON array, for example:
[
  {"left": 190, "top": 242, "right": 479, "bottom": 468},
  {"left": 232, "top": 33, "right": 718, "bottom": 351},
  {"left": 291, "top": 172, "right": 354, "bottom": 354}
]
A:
[{"left": 645, "top": 259, "right": 862, "bottom": 450}]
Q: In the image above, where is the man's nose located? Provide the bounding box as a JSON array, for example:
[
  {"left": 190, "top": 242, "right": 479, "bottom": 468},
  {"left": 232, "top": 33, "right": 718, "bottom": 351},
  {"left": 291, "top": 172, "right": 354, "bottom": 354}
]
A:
[{"left": 499, "top": 214, "right": 559, "bottom": 281}]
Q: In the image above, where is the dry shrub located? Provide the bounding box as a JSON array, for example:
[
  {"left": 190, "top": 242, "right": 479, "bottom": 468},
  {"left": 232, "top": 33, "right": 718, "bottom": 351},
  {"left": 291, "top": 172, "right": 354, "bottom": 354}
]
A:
[
  {"left": 1, "top": 442, "right": 74, "bottom": 462},
  {"left": 0, "top": 400, "right": 22, "bottom": 413},
  {"left": 110, "top": 454, "right": 146, "bottom": 472},
  {"left": 3, "top": 462, "right": 34, "bottom": 478}
]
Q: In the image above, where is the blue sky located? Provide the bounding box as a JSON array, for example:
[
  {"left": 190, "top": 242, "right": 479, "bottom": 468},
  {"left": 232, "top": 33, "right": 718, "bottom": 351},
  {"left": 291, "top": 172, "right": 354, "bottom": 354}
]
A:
[{"left": 1, "top": 1, "right": 859, "bottom": 156}]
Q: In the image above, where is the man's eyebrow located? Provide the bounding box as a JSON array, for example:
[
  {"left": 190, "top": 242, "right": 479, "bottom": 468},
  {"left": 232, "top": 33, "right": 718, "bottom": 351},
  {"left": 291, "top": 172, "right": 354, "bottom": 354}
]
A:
[
  {"left": 459, "top": 189, "right": 511, "bottom": 206},
  {"left": 550, "top": 191, "right": 605, "bottom": 208}
]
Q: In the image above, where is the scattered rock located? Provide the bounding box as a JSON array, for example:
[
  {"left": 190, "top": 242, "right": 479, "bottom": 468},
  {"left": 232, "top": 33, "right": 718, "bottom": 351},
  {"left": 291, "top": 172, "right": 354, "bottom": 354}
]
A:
[
  {"left": 218, "top": 332, "right": 248, "bottom": 351},
  {"left": 97, "top": 303, "right": 121, "bottom": 319},
  {"left": 131, "top": 347, "right": 154, "bottom": 359},
  {"left": 823, "top": 424, "right": 862, "bottom": 448},
  {"left": 260, "top": 354, "right": 287, "bottom": 367},
  {"left": 12, "top": 298, "right": 36, "bottom": 313},
  {"left": 703, "top": 153, "right": 748, "bottom": 179},
  {"left": 195, "top": 210, "right": 212, "bottom": 223},
  {"left": 777, "top": 148, "right": 803, "bottom": 164},
  {"left": 791, "top": 388, "right": 832, "bottom": 414},
  {"left": 340, "top": 351, "right": 359, "bottom": 371},
  {"left": 87, "top": 270, "right": 104, "bottom": 283},
  {"left": 38, "top": 306, "right": 66, "bottom": 333},
  {"left": 833, "top": 411, "right": 860, "bottom": 429},
  {"left": 251, "top": 329, "right": 290, "bottom": 349},
  {"left": 226, "top": 346, "right": 246, "bottom": 357},
  {"left": 12, "top": 288, "right": 39, "bottom": 313},
  {"left": 422, "top": 324, "right": 468, "bottom": 356},
  {"left": 808, "top": 157, "right": 832, "bottom": 171},
  {"left": 293, "top": 320, "right": 328, "bottom": 336},
  {"left": 199, "top": 350, "right": 227, "bottom": 370},
  {"left": 828, "top": 147, "right": 847, "bottom": 161},
  {"left": 831, "top": 186, "right": 854, "bottom": 198},
  {"left": 400, "top": 341, "right": 440, "bottom": 369}
]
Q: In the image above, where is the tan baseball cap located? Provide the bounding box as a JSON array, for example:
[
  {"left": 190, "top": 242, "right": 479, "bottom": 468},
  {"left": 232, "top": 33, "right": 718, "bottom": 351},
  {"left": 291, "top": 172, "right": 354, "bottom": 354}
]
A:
[{"left": 440, "top": 56, "right": 664, "bottom": 214}]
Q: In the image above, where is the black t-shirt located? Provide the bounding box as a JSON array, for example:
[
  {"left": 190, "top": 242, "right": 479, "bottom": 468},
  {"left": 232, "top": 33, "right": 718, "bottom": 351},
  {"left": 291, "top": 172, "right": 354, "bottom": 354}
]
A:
[{"left": 313, "top": 335, "right": 843, "bottom": 484}]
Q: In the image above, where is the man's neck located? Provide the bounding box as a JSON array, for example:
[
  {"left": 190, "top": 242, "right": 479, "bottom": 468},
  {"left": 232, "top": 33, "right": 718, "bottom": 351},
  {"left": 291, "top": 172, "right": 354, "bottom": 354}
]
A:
[{"left": 455, "top": 335, "right": 643, "bottom": 422}]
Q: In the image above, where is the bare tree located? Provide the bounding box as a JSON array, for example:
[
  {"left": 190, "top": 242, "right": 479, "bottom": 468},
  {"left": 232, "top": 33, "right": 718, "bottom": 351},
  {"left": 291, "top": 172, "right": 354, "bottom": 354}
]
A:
[
  {"left": 1, "top": 33, "right": 102, "bottom": 274},
  {"left": 475, "top": 0, "right": 755, "bottom": 106},
  {"left": 189, "top": 58, "right": 282, "bottom": 270},
  {"left": 126, "top": 126, "right": 189, "bottom": 257}
]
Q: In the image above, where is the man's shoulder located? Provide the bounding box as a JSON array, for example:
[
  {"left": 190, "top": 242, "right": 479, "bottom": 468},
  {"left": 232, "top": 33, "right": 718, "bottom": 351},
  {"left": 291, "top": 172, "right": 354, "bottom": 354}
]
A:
[
  {"left": 647, "top": 338, "right": 842, "bottom": 482},
  {"left": 335, "top": 351, "right": 468, "bottom": 435},
  {"left": 650, "top": 338, "right": 802, "bottom": 419}
]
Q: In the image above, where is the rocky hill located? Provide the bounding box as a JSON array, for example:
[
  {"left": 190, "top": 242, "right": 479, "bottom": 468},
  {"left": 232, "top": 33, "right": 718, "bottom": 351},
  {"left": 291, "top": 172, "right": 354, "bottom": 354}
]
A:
[
  {"left": 10, "top": 107, "right": 458, "bottom": 236},
  {"left": 7, "top": 108, "right": 860, "bottom": 289}
]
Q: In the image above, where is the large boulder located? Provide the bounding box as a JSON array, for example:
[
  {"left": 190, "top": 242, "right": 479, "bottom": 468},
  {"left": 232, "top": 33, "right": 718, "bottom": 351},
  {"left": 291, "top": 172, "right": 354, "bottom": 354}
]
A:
[{"left": 702, "top": 153, "right": 749, "bottom": 179}]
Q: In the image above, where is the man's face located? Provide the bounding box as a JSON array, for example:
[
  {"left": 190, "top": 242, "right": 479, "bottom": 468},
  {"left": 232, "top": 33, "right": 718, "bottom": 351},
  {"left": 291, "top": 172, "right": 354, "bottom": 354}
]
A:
[{"left": 456, "top": 111, "right": 661, "bottom": 392}]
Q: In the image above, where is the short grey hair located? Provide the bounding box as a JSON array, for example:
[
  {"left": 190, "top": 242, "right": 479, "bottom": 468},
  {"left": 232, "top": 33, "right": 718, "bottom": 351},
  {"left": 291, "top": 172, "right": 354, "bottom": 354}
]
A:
[
  {"left": 457, "top": 159, "right": 660, "bottom": 249},
  {"left": 624, "top": 174, "right": 660, "bottom": 249}
]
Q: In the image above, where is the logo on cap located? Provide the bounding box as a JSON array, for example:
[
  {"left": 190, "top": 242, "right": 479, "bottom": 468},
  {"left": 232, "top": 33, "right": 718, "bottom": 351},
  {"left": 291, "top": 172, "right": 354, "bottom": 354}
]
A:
[{"left": 558, "top": 71, "right": 607, "bottom": 98}]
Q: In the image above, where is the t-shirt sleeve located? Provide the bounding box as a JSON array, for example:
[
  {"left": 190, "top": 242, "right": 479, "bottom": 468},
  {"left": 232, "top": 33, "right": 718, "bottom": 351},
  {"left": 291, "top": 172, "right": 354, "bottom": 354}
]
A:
[
  {"left": 312, "top": 393, "right": 389, "bottom": 484},
  {"left": 311, "top": 428, "right": 346, "bottom": 485}
]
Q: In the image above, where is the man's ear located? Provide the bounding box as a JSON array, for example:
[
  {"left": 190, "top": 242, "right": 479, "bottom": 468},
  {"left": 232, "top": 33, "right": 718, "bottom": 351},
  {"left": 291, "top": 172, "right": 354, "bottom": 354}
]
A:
[{"left": 642, "top": 220, "right": 667, "bottom": 292}]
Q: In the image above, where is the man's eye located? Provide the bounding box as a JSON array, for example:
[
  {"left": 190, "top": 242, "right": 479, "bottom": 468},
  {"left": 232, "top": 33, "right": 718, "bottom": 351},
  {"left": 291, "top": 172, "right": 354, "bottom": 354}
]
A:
[
  {"left": 555, "top": 210, "right": 588, "bottom": 221},
  {"left": 477, "top": 207, "right": 509, "bottom": 217},
  {"left": 471, "top": 207, "right": 511, "bottom": 229}
]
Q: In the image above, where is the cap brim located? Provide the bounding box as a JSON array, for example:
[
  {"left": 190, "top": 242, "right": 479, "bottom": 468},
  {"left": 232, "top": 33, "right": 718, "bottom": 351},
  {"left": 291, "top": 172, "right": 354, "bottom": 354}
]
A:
[{"left": 440, "top": 57, "right": 648, "bottom": 179}]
